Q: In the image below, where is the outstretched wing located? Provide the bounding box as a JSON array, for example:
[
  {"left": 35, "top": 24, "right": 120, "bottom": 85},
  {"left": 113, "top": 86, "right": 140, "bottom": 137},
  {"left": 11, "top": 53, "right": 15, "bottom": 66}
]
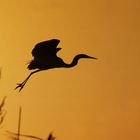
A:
[{"left": 32, "top": 39, "right": 61, "bottom": 59}]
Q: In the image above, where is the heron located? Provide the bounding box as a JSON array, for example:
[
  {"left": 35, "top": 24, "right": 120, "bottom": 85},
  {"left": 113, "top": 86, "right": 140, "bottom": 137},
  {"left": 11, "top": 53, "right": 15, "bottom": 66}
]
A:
[{"left": 15, "top": 39, "right": 97, "bottom": 92}]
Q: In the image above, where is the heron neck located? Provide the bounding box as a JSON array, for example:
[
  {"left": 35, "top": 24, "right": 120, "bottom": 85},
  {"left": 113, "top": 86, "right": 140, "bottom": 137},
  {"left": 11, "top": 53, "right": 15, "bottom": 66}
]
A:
[{"left": 63, "top": 55, "right": 82, "bottom": 68}]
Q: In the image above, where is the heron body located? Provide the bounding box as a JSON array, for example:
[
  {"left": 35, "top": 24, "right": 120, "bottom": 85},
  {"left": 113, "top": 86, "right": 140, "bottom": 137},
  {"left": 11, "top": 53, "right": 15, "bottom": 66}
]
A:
[{"left": 15, "top": 39, "right": 97, "bottom": 91}]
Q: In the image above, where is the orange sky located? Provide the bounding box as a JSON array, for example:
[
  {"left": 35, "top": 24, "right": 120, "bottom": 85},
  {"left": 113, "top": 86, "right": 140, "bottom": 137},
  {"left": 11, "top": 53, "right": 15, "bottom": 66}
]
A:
[{"left": 0, "top": 0, "right": 140, "bottom": 140}]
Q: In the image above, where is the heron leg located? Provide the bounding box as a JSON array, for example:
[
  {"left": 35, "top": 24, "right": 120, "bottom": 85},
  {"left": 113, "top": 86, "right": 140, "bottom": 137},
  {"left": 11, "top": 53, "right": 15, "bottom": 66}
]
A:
[{"left": 15, "top": 70, "right": 41, "bottom": 92}]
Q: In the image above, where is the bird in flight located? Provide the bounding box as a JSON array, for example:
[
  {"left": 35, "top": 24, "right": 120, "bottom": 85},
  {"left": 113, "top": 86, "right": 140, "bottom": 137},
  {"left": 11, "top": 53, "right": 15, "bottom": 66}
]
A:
[{"left": 15, "top": 39, "right": 97, "bottom": 92}]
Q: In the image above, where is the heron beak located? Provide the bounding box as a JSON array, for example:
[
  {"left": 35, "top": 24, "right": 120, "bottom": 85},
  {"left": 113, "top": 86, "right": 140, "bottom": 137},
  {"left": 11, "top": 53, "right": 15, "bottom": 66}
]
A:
[{"left": 88, "top": 56, "right": 98, "bottom": 59}]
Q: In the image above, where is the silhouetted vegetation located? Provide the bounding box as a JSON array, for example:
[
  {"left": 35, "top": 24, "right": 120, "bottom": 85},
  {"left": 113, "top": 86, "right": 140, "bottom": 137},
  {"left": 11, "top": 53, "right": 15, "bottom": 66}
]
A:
[
  {"left": 7, "top": 131, "right": 55, "bottom": 140},
  {"left": 0, "top": 96, "right": 6, "bottom": 127},
  {"left": 6, "top": 106, "right": 55, "bottom": 140}
]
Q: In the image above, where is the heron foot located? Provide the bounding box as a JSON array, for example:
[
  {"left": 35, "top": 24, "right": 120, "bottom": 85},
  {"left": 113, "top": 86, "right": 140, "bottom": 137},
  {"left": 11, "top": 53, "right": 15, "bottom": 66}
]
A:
[{"left": 15, "top": 82, "right": 26, "bottom": 92}]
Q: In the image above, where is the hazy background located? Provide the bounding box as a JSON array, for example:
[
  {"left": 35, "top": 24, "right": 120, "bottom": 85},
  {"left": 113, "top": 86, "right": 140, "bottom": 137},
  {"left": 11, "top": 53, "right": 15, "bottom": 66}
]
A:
[{"left": 0, "top": 0, "right": 140, "bottom": 140}]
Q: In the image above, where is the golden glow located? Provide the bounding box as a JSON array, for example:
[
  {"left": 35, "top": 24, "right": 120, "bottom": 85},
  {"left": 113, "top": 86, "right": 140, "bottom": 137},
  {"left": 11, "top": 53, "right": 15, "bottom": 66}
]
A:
[{"left": 0, "top": 0, "right": 140, "bottom": 139}]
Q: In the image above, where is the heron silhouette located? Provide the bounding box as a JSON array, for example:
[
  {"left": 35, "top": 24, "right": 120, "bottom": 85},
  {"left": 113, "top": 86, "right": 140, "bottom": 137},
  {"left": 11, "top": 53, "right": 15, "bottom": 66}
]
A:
[{"left": 15, "top": 39, "right": 97, "bottom": 92}]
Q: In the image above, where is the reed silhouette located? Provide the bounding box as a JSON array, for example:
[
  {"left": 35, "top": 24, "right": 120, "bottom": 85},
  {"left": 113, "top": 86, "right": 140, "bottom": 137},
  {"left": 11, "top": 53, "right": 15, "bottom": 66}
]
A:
[
  {"left": 6, "top": 106, "right": 55, "bottom": 140},
  {"left": 0, "top": 96, "right": 6, "bottom": 127},
  {"left": 7, "top": 131, "right": 55, "bottom": 140},
  {"left": 0, "top": 67, "right": 2, "bottom": 79},
  {"left": 7, "top": 106, "right": 22, "bottom": 140},
  {"left": 15, "top": 39, "right": 97, "bottom": 91}
]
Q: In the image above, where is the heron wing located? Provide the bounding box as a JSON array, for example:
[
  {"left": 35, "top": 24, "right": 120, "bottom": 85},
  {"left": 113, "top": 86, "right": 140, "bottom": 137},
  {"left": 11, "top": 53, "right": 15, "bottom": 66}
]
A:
[{"left": 32, "top": 39, "right": 61, "bottom": 60}]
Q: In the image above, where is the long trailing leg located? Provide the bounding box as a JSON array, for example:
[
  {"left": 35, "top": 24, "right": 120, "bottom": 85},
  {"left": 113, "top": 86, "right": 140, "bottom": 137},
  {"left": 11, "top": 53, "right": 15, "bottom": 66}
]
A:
[{"left": 15, "top": 70, "right": 41, "bottom": 92}]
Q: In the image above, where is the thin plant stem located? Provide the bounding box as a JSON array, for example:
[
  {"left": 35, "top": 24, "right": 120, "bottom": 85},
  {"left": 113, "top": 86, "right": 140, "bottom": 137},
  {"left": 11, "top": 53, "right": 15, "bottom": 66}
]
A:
[{"left": 17, "top": 106, "right": 22, "bottom": 140}]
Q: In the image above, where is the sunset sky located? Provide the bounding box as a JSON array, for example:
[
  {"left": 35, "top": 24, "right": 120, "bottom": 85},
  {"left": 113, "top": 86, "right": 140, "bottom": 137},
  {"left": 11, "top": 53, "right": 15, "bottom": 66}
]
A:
[{"left": 0, "top": 0, "right": 140, "bottom": 140}]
